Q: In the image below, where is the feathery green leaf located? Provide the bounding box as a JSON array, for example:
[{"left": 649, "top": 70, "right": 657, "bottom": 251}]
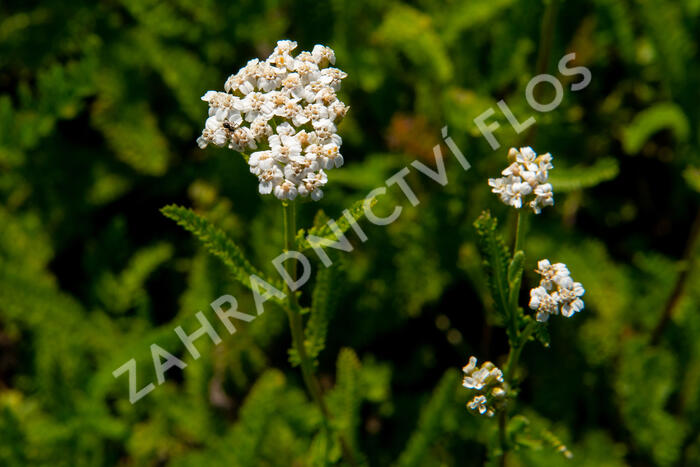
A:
[
  {"left": 548, "top": 158, "right": 619, "bottom": 192},
  {"left": 161, "top": 204, "right": 282, "bottom": 291}
]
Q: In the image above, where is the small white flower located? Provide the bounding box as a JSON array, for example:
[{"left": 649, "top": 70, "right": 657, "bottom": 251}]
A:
[
  {"left": 312, "top": 44, "right": 336, "bottom": 66},
  {"left": 489, "top": 147, "right": 555, "bottom": 214},
  {"left": 531, "top": 259, "right": 585, "bottom": 321},
  {"left": 298, "top": 170, "right": 328, "bottom": 201},
  {"left": 468, "top": 395, "right": 490, "bottom": 415},
  {"left": 516, "top": 146, "right": 537, "bottom": 166},
  {"left": 270, "top": 133, "right": 302, "bottom": 164},
  {"left": 463, "top": 356, "right": 505, "bottom": 417},
  {"left": 274, "top": 179, "right": 298, "bottom": 200},
  {"left": 555, "top": 281, "right": 585, "bottom": 317},
  {"left": 319, "top": 143, "right": 344, "bottom": 169},
  {"left": 258, "top": 166, "right": 283, "bottom": 195},
  {"left": 462, "top": 356, "right": 478, "bottom": 375},
  {"left": 249, "top": 150, "right": 276, "bottom": 175},
  {"left": 529, "top": 286, "right": 559, "bottom": 322},
  {"left": 462, "top": 358, "right": 504, "bottom": 390},
  {"left": 535, "top": 259, "right": 569, "bottom": 291}
]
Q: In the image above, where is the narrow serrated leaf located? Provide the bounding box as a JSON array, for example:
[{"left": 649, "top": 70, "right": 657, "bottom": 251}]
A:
[
  {"left": 161, "top": 204, "right": 282, "bottom": 291},
  {"left": 297, "top": 198, "right": 375, "bottom": 251},
  {"left": 396, "top": 370, "right": 460, "bottom": 467},
  {"left": 474, "top": 211, "right": 513, "bottom": 340}
]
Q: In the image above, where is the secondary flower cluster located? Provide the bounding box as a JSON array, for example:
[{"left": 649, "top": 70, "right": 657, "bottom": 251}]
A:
[
  {"left": 488, "top": 147, "right": 554, "bottom": 214},
  {"left": 529, "top": 259, "right": 585, "bottom": 322},
  {"left": 462, "top": 356, "right": 506, "bottom": 417},
  {"left": 197, "top": 40, "right": 349, "bottom": 201}
]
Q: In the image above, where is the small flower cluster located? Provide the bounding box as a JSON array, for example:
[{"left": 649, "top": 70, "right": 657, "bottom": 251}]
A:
[
  {"left": 462, "top": 356, "right": 506, "bottom": 417},
  {"left": 529, "top": 259, "right": 585, "bottom": 322},
  {"left": 488, "top": 147, "right": 554, "bottom": 214},
  {"left": 197, "top": 40, "right": 349, "bottom": 201}
]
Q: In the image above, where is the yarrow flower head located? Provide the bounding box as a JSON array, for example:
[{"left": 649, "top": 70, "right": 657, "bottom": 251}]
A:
[
  {"left": 462, "top": 356, "right": 506, "bottom": 417},
  {"left": 488, "top": 147, "right": 554, "bottom": 214},
  {"left": 529, "top": 259, "right": 585, "bottom": 322},
  {"left": 197, "top": 40, "right": 349, "bottom": 201}
]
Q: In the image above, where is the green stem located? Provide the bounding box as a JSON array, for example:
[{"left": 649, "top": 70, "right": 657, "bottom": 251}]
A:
[
  {"left": 282, "top": 203, "right": 358, "bottom": 467},
  {"left": 504, "top": 320, "right": 537, "bottom": 382},
  {"left": 498, "top": 411, "right": 507, "bottom": 467},
  {"left": 283, "top": 202, "right": 323, "bottom": 412},
  {"left": 496, "top": 320, "right": 537, "bottom": 466},
  {"left": 497, "top": 2, "right": 558, "bottom": 464},
  {"left": 513, "top": 211, "right": 523, "bottom": 253}
]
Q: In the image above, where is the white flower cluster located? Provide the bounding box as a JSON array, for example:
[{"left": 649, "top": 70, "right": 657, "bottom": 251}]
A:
[
  {"left": 488, "top": 147, "right": 554, "bottom": 214},
  {"left": 196, "top": 40, "right": 349, "bottom": 201},
  {"left": 529, "top": 259, "right": 585, "bottom": 322},
  {"left": 462, "top": 356, "right": 506, "bottom": 417}
]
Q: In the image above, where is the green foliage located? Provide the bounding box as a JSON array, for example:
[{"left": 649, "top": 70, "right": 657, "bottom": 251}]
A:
[
  {"left": 306, "top": 262, "right": 343, "bottom": 363},
  {"left": 396, "top": 370, "right": 460, "bottom": 467},
  {"left": 374, "top": 5, "right": 453, "bottom": 83},
  {"left": 328, "top": 348, "right": 364, "bottom": 461},
  {"left": 684, "top": 166, "right": 700, "bottom": 193},
  {"left": 296, "top": 198, "right": 375, "bottom": 252},
  {"left": 2, "top": 0, "right": 700, "bottom": 465},
  {"left": 474, "top": 211, "right": 514, "bottom": 340},
  {"left": 96, "top": 242, "right": 173, "bottom": 314},
  {"left": 622, "top": 103, "right": 690, "bottom": 154},
  {"left": 548, "top": 158, "right": 619, "bottom": 192},
  {"left": 615, "top": 338, "right": 686, "bottom": 466},
  {"left": 161, "top": 204, "right": 282, "bottom": 292}
]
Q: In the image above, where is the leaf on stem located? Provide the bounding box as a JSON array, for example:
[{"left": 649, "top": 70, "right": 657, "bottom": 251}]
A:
[
  {"left": 534, "top": 322, "right": 551, "bottom": 348},
  {"left": 296, "top": 198, "right": 376, "bottom": 252},
  {"left": 474, "top": 211, "right": 514, "bottom": 341},
  {"left": 395, "top": 370, "right": 460, "bottom": 467},
  {"left": 161, "top": 204, "right": 283, "bottom": 292},
  {"left": 327, "top": 348, "right": 365, "bottom": 463},
  {"left": 289, "top": 259, "right": 343, "bottom": 366}
]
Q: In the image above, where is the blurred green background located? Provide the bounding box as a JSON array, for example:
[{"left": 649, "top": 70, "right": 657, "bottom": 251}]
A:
[{"left": 1, "top": 0, "right": 699, "bottom": 465}]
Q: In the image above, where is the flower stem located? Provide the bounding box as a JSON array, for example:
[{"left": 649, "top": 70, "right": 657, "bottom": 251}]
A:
[
  {"left": 496, "top": 319, "right": 537, "bottom": 466},
  {"left": 513, "top": 211, "right": 523, "bottom": 253},
  {"left": 504, "top": 320, "right": 537, "bottom": 382},
  {"left": 498, "top": 411, "right": 507, "bottom": 467},
  {"left": 497, "top": 2, "right": 558, "bottom": 464},
  {"left": 282, "top": 202, "right": 358, "bottom": 467}
]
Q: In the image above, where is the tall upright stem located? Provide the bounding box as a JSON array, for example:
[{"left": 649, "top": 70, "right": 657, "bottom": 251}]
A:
[
  {"left": 282, "top": 202, "right": 358, "bottom": 466},
  {"left": 498, "top": 2, "right": 559, "bottom": 463},
  {"left": 282, "top": 202, "right": 325, "bottom": 411}
]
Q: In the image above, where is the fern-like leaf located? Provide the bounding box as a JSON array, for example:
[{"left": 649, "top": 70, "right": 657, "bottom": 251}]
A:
[
  {"left": 161, "top": 204, "right": 282, "bottom": 291},
  {"left": 328, "top": 348, "right": 365, "bottom": 463},
  {"left": 395, "top": 369, "right": 460, "bottom": 467},
  {"left": 307, "top": 262, "right": 342, "bottom": 362},
  {"left": 474, "top": 211, "right": 513, "bottom": 340},
  {"left": 296, "top": 198, "right": 375, "bottom": 252}
]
